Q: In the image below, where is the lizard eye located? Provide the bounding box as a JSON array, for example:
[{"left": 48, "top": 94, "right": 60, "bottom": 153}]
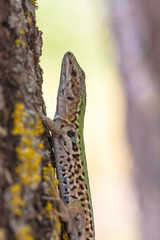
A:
[
  {"left": 67, "top": 96, "right": 74, "bottom": 101},
  {"left": 72, "top": 70, "right": 77, "bottom": 77}
]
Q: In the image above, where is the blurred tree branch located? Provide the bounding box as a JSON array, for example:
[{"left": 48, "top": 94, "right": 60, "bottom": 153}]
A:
[{"left": 109, "top": 0, "right": 160, "bottom": 239}]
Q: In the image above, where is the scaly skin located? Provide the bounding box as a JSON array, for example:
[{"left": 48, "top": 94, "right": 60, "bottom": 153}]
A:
[{"left": 40, "top": 52, "right": 95, "bottom": 240}]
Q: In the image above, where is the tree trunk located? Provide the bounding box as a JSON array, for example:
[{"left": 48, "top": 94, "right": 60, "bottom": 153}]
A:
[
  {"left": 0, "top": 1, "right": 61, "bottom": 239},
  {"left": 109, "top": 0, "right": 160, "bottom": 239}
]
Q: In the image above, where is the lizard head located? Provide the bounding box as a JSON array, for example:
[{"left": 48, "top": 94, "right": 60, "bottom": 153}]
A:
[{"left": 55, "top": 51, "right": 86, "bottom": 126}]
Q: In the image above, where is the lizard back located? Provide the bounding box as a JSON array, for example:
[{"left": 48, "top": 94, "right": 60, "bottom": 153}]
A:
[{"left": 53, "top": 52, "right": 95, "bottom": 240}]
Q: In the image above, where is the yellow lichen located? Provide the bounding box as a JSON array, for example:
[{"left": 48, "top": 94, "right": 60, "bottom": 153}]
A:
[
  {"left": 15, "top": 38, "right": 20, "bottom": 48},
  {"left": 22, "top": 41, "right": 26, "bottom": 48},
  {"left": 27, "top": 16, "right": 32, "bottom": 24},
  {"left": 45, "top": 201, "right": 53, "bottom": 213},
  {"left": 37, "top": 143, "right": 44, "bottom": 149},
  {"left": 62, "top": 232, "right": 69, "bottom": 240},
  {"left": 45, "top": 202, "right": 61, "bottom": 240},
  {"left": 15, "top": 225, "right": 34, "bottom": 240},
  {"left": 15, "top": 28, "right": 26, "bottom": 48},
  {"left": 43, "top": 163, "right": 59, "bottom": 196},
  {"left": 31, "top": 0, "right": 36, "bottom": 4},
  {"left": 24, "top": 12, "right": 32, "bottom": 24},
  {"left": 8, "top": 184, "right": 26, "bottom": 216},
  {"left": 19, "top": 28, "right": 24, "bottom": 35},
  {"left": 12, "top": 103, "right": 43, "bottom": 188}
]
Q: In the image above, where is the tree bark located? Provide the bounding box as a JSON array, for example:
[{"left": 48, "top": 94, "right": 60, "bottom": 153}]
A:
[
  {"left": 0, "top": 1, "right": 61, "bottom": 239},
  {"left": 109, "top": 0, "right": 160, "bottom": 239}
]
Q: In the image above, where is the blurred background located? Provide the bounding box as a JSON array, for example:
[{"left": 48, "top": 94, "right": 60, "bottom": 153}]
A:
[{"left": 36, "top": 1, "right": 160, "bottom": 239}]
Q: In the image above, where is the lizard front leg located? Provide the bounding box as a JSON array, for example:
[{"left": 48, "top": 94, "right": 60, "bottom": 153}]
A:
[{"left": 38, "top": 111, "right": 61, "bottom": 136}]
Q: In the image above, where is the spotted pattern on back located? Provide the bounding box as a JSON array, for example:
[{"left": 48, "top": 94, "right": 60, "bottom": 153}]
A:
[{"left": 53, "top": 52, "right": 95, "bottom": 239}]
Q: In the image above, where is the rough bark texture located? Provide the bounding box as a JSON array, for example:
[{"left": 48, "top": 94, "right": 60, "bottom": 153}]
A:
[
  {"left": 0, "top": 0, "right": 61, "bottom": 239},
  {"left": 109, "top": 0, "right": 160, "bottom": 240}
]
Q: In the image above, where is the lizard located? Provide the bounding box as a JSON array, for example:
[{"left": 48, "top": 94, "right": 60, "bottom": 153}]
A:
[{"left": 40, "top": 52, "right": 95, "bottom": 240}]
